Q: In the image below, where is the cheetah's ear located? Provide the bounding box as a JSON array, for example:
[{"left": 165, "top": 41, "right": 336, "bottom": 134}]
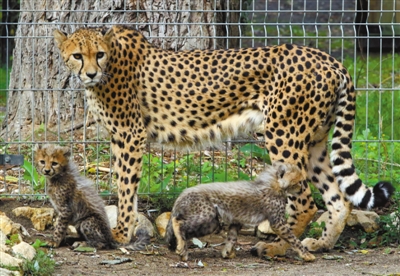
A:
[
  {"left": 103, "top": 27, "right": 114, "bottom": 46},
  {"left": 53, "top": 29, "right": 68, "bottom": 48}
]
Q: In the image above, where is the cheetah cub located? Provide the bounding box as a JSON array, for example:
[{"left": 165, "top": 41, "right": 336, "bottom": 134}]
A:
[
  {"left": 166, "top": 162, "right": 315, "bottom": 262},
  {"left": 34, "top": 144, "right": 117, "bottom": 249}
]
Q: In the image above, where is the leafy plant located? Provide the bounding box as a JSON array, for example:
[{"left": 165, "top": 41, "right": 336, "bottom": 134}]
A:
[
  {"left": 22, "top": 160, "right": 45, "bottom": 190},
  {"left": 379, "top": 199, "right": 400, "bottom": 246},
  {"left": 306, "top": 221, "right": 325, "bottom": 239},
  {"left": 238, "top": 143, "right": 271, "bottom": 164},
  {"left": 19, "top": 239, "right": 56, "bottom": 276},
  {"left": 5, "top": 233, "right": 20, "bottom": 246},
  {"left": 21, "top": 248, "right": 56, "bottom": 276}
]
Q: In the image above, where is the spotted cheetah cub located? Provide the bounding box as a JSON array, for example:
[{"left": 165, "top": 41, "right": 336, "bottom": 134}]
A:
[
  {"left": 166, "top": 162, "right": 315, "bottom": 261},
  {"left": 34, "top": 144, "right": 117, "bottom": 249}
]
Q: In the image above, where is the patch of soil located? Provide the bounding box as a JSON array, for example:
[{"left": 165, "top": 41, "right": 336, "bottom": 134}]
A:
[{"left": 1, "top": 198, "right": 399, "bottom": 276}]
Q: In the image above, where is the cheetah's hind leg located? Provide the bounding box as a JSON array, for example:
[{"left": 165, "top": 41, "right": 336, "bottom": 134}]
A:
[{"left": 78, "top": 217, "right": 116, "bottom": 249}]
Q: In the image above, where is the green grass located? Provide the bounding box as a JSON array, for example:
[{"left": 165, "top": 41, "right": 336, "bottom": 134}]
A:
[
  {"left": 342, "top": 54, "right": 400, "bottom": 189},
  {"left": 0, "top": 66, "right": 9, "bottom": 105}
]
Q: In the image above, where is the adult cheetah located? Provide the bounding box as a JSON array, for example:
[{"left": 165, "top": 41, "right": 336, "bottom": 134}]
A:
[{"left": 53, "top": 25, "right": 394, "bottom": 255}]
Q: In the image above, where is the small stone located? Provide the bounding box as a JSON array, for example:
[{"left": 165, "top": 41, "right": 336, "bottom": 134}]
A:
[
  {"left": 134, "top": 213, "right": 154, "bottom": 238},
  {"left": 67, "top": 225, "right": 79, "bottom": 238},
  {"left": 0, "top": 251, "right": 23, "bottom": 267},
  {"left": 388, "top": 212, "right": 399, "bottom": 227},
  {"left": 0, "top": 215, "right": 23, "bottom": 236},
  {"left": 105, "top": 205, "right": 118, "bottom": 229},
  {"left": 155, "top": 212, "right": 170, "bottom": 238},
  {"left": 12, "top": 207, "right": 54, "bottom": 231},
  {"left": 12, "top": 241, "right": 36, "bottom": 261},
  {"left": 0, "top": 244, "right": 10, "bottom": 253},
  {"left": 0, "top": 267, "right": 21, "bottom": 276},
  {"left": 317, "top": 210, "right": 379, "bottom": 233},
  {"left": 256, "top": 220, "right": 274, "bottom": 237},
  {"left": 0, "top": 229, "right": 7, "bottom": 245}
]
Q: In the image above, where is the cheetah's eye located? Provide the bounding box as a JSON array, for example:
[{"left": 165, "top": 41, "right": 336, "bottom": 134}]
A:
[
  {"left": 51, "top": 162, "right": 58, "bottom": 167},
  {"left": 73, "top": 53, "right": 82, "bottom": 60},
  {"left": 96, "top": 52, "right": 105, "bottom": 59},
  {"left": 39, "top": 160, "right": 45, "bottom": 165}
]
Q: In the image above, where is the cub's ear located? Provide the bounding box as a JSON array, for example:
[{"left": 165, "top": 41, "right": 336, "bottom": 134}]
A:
[
  {"left": 33, "top": 144, "right": 42, "bottom": 152},
  {"left": 273, "top": 162, "right": 286, "bottom": 179},
  {"left": 60, "top": 146, "right": 71, "bottom": 158},
  {"left": 53, "top": 29, "right": 68, "bottom": 48}
]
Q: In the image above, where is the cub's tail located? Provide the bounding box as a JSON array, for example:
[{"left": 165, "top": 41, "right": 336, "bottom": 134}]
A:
[
  {"left": 331, "top": 71, "right": 394, "bottom": 209},
  {"left": 165, "top": 217, "right": 177, "bottom": 251}
]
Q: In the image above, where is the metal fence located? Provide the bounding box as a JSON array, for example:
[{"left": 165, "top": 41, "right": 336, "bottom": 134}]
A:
[{"left": 1, "top": 0, "right": 400, "bottom": 199}]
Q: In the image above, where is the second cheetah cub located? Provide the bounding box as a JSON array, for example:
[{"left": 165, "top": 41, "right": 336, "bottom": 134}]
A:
[
  {"left": 34, "top": 144, "right": 117, "bottom": 249},
  {"left": 165, "top": 162, "right": 315, "bottom": 262}
]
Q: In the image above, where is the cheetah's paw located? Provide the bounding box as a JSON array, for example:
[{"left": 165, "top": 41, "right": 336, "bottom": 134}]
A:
[{"left": 250, "top": 241, "right": 288, "bottom": 258}]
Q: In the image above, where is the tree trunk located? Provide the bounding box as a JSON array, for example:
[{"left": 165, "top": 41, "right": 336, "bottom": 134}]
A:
[{"left": 1, "top": 0, "right": 242, "bottom": 141}]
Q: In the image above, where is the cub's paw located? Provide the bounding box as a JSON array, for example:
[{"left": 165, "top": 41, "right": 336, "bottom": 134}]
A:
[
  {"left": 45, "top": 240, "right": 59, "bottom": 248},
  {"left": 221, "top": 245, "right": 236, "bottom": 259},
  {"left": 250, "top": 241, "right": 288, "bottom": 258}
]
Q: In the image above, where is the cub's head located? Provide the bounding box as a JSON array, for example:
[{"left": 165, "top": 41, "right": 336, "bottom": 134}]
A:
[
  {"left": 272, "top": 162, "right": 304, "bottom": 195},
  {"left": 53, "top": 27, "right": 114, "bottom": 87},
  {"left": 34, "top": 144, "right": 71, "bottom": 178}
]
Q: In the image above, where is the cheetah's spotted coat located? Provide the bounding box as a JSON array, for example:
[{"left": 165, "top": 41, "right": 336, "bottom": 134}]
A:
[{"left": 53, "top": 25, "right": 394, "bottom": 255}]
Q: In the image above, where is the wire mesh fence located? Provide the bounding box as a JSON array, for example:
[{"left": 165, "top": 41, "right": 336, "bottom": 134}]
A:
[{"left": 0, "top": 0, "right": 399, "bottom": 200}]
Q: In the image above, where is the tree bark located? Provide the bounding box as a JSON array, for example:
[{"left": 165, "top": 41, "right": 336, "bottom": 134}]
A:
[{"left": 1, "top": 0, "right": 242, "bottom": 141}]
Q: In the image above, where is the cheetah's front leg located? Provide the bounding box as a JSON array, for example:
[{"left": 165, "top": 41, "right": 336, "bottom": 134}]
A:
[
  {"left": 301, "top": 140, "right": 352, "bottom": 251},
  {"left": 110, "top": 132, "right": 147, "bottom": 245}
]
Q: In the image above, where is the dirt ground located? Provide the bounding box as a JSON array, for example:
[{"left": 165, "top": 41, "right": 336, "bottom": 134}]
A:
[{"left": 1, "top": 198, "right": 399, "bottom": 276}]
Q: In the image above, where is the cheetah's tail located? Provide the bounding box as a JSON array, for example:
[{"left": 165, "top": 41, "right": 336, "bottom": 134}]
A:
[
  {"left": 165, "top": 217, "right": 177, "bottom": 251},
  {"left": 331, "top": 73, "right": 394, "bottom": 209}
]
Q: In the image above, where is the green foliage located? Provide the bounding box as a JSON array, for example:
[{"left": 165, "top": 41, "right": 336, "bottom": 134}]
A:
[
  {"left": 239, "top": 143, "right": 271, "bottom": 164},
  {"left": 31, "top": 239, "right": 49, "bottom": 250},
  {"left": 379, "top": 198, "right": 400, "bottom": 246},
  {"left": 21, "top": 248, "right": 56, "bottom": 276},
  {"left": 5, "top": 233, "right": 20, "bottom": 246},
  {"left": 139, "top": 148, "right": 253, "bottom": 200},
  {"left": 85, "top": 143, "right": 112, "bottom": 163},
  {"left": 343, "top": 54, "right": 400, "bottom": 189},
  {"left": 306, "top": 221, "right": 326, "bottom": 239},
  {"left": 343, "top": 194, "right": 400, "bottom": 249},
  {"left": 22, "top": 160, "right": 46, "bottom": 191},
  {"left": 0, "top": 66, "right": 9, "bottom": 105},
  {"left": 310, "top": 184, "right": 325, "bottom": 210}
]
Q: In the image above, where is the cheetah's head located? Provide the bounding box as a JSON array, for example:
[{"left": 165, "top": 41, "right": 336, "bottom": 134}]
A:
[{"left": 53, "top": 27, "right": 114, "bottom": 87}]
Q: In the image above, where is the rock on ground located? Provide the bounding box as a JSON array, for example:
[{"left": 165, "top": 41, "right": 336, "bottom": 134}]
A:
[
  {"left": 105, "top": 205, "right": 155, "bottom": 238},
  {"left": 12, "top": 241, "right": 36, "bottom": 261},
  {"left": 155, "top": 212, "right": 170, "bottom": 238},
  {"left": 12, "top": 207, "right": 54, "bottom": 231},
  {"left": 0, "top": 251, "right": 23, "bottom": 267},
  {"left": 0, "top": 267, "right": 21, "bottom": 276},
  {"left": 0, "top": 214, "right": 27, "bottom": 237}
]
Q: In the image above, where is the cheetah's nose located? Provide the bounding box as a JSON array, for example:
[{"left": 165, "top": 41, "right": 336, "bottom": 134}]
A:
[
  {"left": 44, "top": 169, "right": 51, "bottom": 174},
  {"left": 86, "top": 72, "right": 97, "bottom": 79}
]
